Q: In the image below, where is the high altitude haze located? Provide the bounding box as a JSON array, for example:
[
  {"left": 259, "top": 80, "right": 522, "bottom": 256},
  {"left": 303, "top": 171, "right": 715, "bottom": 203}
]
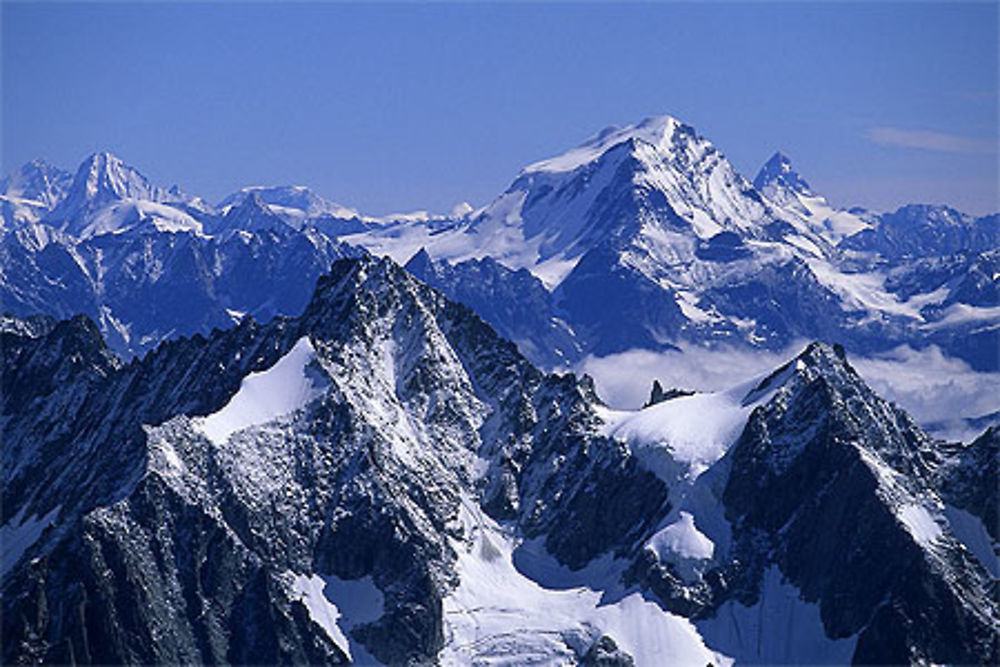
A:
[{"left": 3, "top": 2, "right": 997, "bottom": 215}]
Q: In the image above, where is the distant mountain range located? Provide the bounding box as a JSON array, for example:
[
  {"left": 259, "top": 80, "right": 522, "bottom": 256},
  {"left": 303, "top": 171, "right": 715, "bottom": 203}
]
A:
[{"left": 3, "top": 116, "right": 996, "bottom": 372}]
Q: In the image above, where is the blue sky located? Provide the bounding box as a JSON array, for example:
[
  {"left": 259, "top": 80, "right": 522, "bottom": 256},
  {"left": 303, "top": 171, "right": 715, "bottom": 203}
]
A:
[{"left": 3, "top": 2, "right": 997, "bottom": 215}]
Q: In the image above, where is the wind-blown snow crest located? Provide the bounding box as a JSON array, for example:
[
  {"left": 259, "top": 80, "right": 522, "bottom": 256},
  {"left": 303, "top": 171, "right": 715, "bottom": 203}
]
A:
[
  {"left": 598, "top": 374, "right": 771, "bottom": 480},
  {"left": 196, "top": 337, "right": 327, "bottom": 444},
  {"left": 524, "top": 116, "right": 684, "bottom": 174}
]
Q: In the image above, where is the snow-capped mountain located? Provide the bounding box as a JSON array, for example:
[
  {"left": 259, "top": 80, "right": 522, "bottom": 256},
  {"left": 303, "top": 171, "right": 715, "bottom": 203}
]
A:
[
  {"left": 218, "top": 185, "right": 360, "bottom": 227},
  {"left": 3, "top": 257, "right": 996, "bottom": 664},
  {"left": 753, "top": 151, "right": 874, "bottom": 243},
  {"left": 3, "top": 113, "right": 996, "bottom": 374},
  {"left": 344, "top": 115, "right": 802, "bottom": 287},
  {"left": 0, "top": 218, "right": 360, "bottom": 356},
  {"left": 340, "top": 117, "right": 831, "bottom": 354},
  {"left": 0, "top": 153, "right": 374, "bottom": 356},
  {"left": 45, "top": 152, "right": 186, "bottom": 236},
  {"left": 212, "top": 191, "right": 291, "bottom": 234},
  {"left": 0, "top": 160, "right": 73, "bottom": 228},
  {"left": 753, "top": 151, "right": 812, "bottom": 197},
  {"left": 842, "top": 204, "right": 998, "bottom": 259},
  {"left": 334, "top": 115, "right": 994, "bottom": 370}
]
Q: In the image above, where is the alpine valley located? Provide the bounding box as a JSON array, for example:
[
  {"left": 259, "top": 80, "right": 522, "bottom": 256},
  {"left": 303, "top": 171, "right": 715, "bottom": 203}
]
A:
[{"left": 2, "top": 115, "right": 998, "bottom": 665}]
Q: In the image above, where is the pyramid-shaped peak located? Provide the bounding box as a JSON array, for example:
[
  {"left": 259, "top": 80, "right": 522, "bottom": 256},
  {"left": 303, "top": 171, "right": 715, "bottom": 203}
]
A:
[
  {"left": 228, "top": 190, "right": 273, "bottom": 217},
  {"left": 217, "top": 189, "right": 289, "bottom": 233},
  {"left": 70, "top": 151, "right": 168, "bottom": 203},
  {"left": 44, "top": 152, "right": 174, "bottom": 234},
  {"left": 742, "top": 341, "right": 858, "bottom": 406},
  {"left": 242, "top": 191, "right": 269, "bottom": 208},
  {"left": 404, "top": 247, "right": 435, "bottom": 275},
  {"left": 753, "top": 151, "right": 812, "bottom": 195},
  {"left": 218, "top": 185, "right": 357, "bottom": 220}
]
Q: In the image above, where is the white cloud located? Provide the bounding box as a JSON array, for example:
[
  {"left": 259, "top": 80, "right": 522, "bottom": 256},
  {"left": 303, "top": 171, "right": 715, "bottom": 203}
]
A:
[
  {"left": 867, "top": 126, "right": 996, "bottom": 154},
  {"left": 851, "top": 345, "right": 1000, "bottom": 441},
  {"left": 579, "top": 343, "right": 1000, "bottom": 442},
  {"left": 577, "top": 342, "right": 806, "bottom": 410}
]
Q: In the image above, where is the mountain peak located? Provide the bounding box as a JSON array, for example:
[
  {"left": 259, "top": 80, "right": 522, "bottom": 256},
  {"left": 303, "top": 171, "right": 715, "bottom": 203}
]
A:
[
  {"left": 404, "top": 247, "right": 435, "bottom": 276},
  {"left": 42, "top": 152, "right": 177, "bottom": 235},
  {"left": 59, "top": 151, "right": 166, "bottom": 206},
  {"left": 214, "top": 190, "right": 289, "bottom": 234},
  {"left": 742, "top": 341, "right": 856, "bottom": 405},
  {"left": 522, "top": 113, "right": 698, "bottom": 174},
  {"left": 76, "top": 152, "right": 150, "bottom": 193},
  {"left": 1, "top": 159, "right": 73, "bottom": 210},
  {"left": 218, "top": 185, "right": 358, "bottom": 223},
  {"left": 753, "top": 151, "right": 812, "bottom": 195},
  {"left": 82, "top": 150, "right": 123, "bottom": 167}
]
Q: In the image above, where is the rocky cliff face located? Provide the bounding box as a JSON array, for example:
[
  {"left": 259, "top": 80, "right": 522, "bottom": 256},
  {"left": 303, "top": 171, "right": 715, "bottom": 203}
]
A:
[
  {"left": 2, "top": 257, "right": 675, "bottom": 664},
  {"left": 3, "top": 258, "right": 997, "bottom": 665},
  {"left": 720, "top": 345, "right": 997, "bottom": 664}
]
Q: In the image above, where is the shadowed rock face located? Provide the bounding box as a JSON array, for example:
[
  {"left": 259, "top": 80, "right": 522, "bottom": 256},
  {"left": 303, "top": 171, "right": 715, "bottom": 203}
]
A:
[
  {"left": 721, "top": 344, "right": 998, "bottom": 665},
  {"left": 3, "top": 259, "right": 997, "bottom": 665},
  {"left": 626, "top": 343, "right": 999, "bottom": 664},
  {"left": 403, "top": 250, "right": 583, "bottom": 368},
  {"left": 1, "top": 223, "right": 362, "bottom": 359},
  {"left": 938, "top": 427, "right": 1000, "bottom": 541},
  {"left": 1, "top": 256, "right": 669, "bottom": 664}
]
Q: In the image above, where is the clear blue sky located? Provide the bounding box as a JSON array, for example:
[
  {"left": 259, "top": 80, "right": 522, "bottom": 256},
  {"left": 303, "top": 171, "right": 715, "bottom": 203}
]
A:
[{"left": 3, "top": 2, "right": 997, "bottom": 216}]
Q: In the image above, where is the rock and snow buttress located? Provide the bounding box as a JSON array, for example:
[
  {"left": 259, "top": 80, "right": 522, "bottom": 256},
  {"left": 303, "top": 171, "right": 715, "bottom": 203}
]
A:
[{"left": 3, "top": 255, "right": 998, "bottom": 665}]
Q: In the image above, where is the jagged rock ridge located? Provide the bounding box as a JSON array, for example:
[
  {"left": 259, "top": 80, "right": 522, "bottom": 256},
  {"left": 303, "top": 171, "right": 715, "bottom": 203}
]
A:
[{"left": 3, "top": 257, "right": 996, "bottom": 665}]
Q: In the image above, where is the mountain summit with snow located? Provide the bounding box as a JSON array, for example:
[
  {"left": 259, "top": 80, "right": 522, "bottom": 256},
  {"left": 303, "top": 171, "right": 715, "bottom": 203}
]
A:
[
  {"left": 0, "top": 160, "right": 73, "bottom": 228},
  {"left": 2, "top": 113, "right": 997, "bottom": 374},
  {"left": 46, "top": 152, "right": 174, "bottom": 232},
  {"left": 2, "top": 256, "right": 997, "bottom": 665},
  {"left": 753, "top": 151, "right": 813, "bottom": 197},
  {"left": 218, "top": 185, "right": 359, "bottom": 227}
]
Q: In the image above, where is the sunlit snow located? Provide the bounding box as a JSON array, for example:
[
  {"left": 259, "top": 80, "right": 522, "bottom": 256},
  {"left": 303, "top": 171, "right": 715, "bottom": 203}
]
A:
[
  {"left": 598, "top": 376, "right": 766, "bottom": 480},
  {"left": 196, "top": 337, "right": 327, "bottom": 445},
  {"left": 897, "top": 503, "right": 943, "bottom": 547},
  {"left": 647, "top": 511, "right": 715, "bottom": 561},
  {"left": 441, "top": 495, "right": 732, "bottom": 667}
]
